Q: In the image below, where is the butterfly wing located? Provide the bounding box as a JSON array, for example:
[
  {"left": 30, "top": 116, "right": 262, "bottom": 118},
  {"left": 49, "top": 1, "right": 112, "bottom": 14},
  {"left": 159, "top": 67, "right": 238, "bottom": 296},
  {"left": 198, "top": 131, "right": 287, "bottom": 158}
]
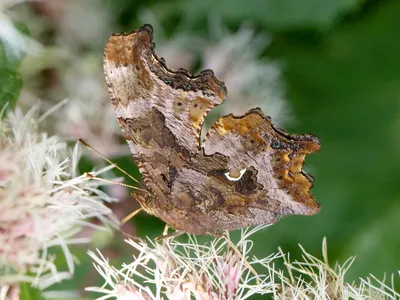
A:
[
  {"left": 104, "top": 24, "right": 320, "bottom": 235},
  {"left": 103, "top": 25, "right": 229, "bottom": 227},
  {"left": 198, "top": 109, "right": 321, "bottom": 231},
  {"left": 104, "top": 24, "right": 227, "bottom": 154}
]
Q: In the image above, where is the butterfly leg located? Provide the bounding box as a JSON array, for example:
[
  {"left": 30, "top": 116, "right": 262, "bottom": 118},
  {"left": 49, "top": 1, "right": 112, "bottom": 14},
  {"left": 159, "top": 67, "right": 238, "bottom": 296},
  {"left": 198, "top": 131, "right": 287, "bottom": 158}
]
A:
[
  {"left": 120, "top": 227, "right": 145, "bottom": 243},
  {"left": 155, "top": 225, "right": 185, "bottom": 242},
  {"left": 121, "top": 207, "right": 143, "bottom": 224}
]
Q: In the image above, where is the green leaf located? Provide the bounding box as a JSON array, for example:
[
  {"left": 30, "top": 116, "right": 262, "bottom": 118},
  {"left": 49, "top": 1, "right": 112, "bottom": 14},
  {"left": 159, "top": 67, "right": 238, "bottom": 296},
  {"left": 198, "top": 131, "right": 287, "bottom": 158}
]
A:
[
  {"left": 0, "top": 34, "right": 24, "bottom": 111},
  {"left": 19, "top": 283, "right": 46, "bottom": 300}
]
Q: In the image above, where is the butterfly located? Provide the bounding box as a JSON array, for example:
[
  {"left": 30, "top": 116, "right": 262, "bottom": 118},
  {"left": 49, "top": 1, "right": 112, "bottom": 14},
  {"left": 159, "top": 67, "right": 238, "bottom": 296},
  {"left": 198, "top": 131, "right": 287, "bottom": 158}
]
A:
[{"left": 103, "top": 24, "right": 320, "bottom": 236}]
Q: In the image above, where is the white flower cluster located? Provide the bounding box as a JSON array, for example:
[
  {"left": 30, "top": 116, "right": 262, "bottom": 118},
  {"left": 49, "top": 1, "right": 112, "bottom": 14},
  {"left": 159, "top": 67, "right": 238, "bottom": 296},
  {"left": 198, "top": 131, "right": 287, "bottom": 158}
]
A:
[
  {"left": 268, "top": 238, "right": 400, "bottom": 299},
  {"left": 0, "top": 107, "right": 119, "bottom": 292},
  {"left": 87, "top": 225, "right": 279, "bottom": 300},
  {"left": 88, "top": 229, "right": 400, "bottom": 300}
]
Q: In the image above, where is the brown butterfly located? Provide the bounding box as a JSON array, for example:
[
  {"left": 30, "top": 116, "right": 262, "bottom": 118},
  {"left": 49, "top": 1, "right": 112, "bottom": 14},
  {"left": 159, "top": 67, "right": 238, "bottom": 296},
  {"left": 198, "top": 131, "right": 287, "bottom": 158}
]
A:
[{"left": 103, "top": 24, "right": 321, "bottom": 236}]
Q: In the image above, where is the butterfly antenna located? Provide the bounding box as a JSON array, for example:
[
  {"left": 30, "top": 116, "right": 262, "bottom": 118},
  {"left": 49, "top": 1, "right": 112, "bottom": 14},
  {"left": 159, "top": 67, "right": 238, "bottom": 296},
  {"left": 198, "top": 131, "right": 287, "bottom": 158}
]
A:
[
  {"left": 79, "top": 139, "right": 151, "bottom": 196},
  {"left": 84, "top": 172, "right": 150, "bottom": 226},
  {"left": 79, "top": 138, "right": 139, "bottom": 183},
  {"left": 84, "top": 172, "right": 149, "bottom": 194}
]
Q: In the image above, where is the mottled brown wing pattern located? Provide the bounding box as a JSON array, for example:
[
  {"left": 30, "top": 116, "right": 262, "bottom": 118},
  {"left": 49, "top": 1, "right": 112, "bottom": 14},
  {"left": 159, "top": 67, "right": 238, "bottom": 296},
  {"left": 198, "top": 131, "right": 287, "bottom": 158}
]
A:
[
  {"left": 104, "top": 24, "right": 321, "bottom": 235},
  {"left": 200, "top": 109, "right": 320, "bottom": 231}
]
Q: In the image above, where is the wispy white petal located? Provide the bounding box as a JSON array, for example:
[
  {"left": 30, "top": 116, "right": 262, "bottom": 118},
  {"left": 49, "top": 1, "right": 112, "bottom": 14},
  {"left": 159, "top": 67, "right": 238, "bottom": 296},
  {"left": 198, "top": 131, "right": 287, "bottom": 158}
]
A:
[{"left": 0, "top": 107, "right": 119, "bottom": 290}]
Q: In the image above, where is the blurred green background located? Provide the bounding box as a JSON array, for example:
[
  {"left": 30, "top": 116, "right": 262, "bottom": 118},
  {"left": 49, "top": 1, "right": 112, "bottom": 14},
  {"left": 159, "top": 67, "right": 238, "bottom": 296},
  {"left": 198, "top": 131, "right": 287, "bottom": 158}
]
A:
[{"left": 2, "top": 0, "right": 400, "bottom": 297}]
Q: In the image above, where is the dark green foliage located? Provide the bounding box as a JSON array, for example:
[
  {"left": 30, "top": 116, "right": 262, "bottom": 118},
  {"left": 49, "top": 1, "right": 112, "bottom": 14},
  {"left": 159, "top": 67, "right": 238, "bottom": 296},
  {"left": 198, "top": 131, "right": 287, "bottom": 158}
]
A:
[
  {"left": 148, "top": 0, "right": 365, "bottom": 31},
  {"left": 0, "top": 41, "right": 23, "bottom": 111}
]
